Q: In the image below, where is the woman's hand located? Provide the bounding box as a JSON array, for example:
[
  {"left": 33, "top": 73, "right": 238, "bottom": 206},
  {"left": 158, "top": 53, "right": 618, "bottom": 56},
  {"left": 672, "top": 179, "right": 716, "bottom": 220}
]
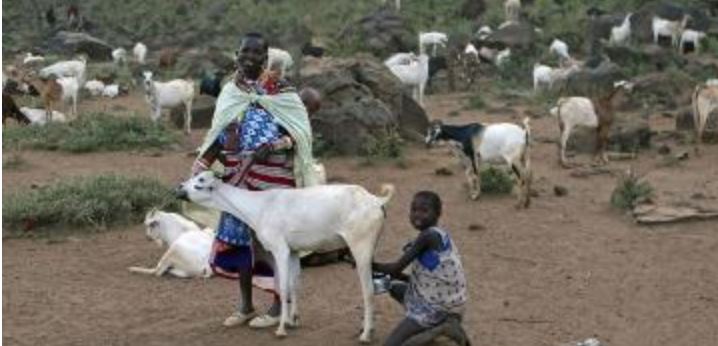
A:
[{"left": 253, "top": 144, "right": 273, "bottom": 161}]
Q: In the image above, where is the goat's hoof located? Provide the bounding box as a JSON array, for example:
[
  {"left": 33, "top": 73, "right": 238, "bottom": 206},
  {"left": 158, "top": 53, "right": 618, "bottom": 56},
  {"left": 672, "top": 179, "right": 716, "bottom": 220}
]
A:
[
  {"left": 288, "top": 315, "right": 300, "bottom": 328},
  {"left": 275, "top": 328, "right": 288, "bottom": 338},
  {"left": 470, "top": 193, "right": 481, "bottom": 201},
  {"left": 357, "top": 328, "right": 373, "bottom": 343}
]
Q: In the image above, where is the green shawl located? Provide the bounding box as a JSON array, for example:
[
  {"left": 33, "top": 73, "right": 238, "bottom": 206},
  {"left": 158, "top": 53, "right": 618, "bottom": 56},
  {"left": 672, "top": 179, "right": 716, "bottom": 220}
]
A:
[{"left": 197, "top": 81, "right": 320, "bottom": 187}]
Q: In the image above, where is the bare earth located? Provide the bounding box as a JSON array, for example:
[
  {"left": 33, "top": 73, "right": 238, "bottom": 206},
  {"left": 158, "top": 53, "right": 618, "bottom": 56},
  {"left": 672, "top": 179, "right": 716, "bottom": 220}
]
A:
[{"left": 3, "top": 92, "right": 718, "bottom": 346}]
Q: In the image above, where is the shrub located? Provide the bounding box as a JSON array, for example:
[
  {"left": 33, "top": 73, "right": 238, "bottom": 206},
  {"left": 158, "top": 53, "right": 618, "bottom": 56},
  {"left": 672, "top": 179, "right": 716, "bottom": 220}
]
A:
[
  {"left": 2, "top": 113, "right": 178, "bottom": 152},
  {"left": 480, "top": 167, "right": 515, "bottom": 194},
  {"left": 361, "top": 127, "right": 404, "bottom": 160},
  {"left": 3, "top": 175, "right": 180, "bottom": 234},
  {"left": 610, "top": 170, "right": 654, "bottom": 210},
  {"left": 466, "top": 94, "right": 486, "bottom": 110}
]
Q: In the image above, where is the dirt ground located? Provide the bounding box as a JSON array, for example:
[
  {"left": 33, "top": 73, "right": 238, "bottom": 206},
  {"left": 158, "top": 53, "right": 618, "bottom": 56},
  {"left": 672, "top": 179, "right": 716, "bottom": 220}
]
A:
[{"left": 3, "top": 91, "right": 718, "bottom": 346}]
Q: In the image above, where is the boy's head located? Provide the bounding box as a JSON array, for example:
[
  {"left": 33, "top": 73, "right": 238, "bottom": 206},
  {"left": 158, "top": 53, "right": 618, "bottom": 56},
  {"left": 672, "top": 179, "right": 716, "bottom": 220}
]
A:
[{"left": 410, "top": 191, "right": 442, "bottom": 230}]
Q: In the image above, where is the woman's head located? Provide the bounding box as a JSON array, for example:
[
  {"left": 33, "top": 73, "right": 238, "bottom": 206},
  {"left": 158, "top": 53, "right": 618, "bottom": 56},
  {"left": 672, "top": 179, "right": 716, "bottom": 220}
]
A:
[
  {"left": 410, "top": 191, "right": 442, "bottom": 230},
  {"left": 237, "top": 32, "right": 268, "bottom": 79}
]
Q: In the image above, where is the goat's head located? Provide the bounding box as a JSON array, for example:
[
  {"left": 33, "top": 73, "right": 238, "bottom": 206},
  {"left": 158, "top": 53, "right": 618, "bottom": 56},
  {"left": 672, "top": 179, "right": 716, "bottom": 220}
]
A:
[
  {"left": 176, "top": 171, "right": 221, "bottom": 205},
  {"left": 425, "top": 120, "right": 444, "bottom": 147},
  {"left": 613, "top": 80, "right": 635, "bottom": 92},
  {"left": 143, "top": 208, "right": 165, "bottom": 247},
  {"left": 142, "top": 71, "right": 154, "bottom": 92}
]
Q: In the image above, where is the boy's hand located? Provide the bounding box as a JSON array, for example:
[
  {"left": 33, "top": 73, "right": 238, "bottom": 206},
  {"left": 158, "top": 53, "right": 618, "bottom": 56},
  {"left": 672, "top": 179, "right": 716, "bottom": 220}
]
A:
[{"left": 253, "top": 144, "right": 272, "bottom": 161}]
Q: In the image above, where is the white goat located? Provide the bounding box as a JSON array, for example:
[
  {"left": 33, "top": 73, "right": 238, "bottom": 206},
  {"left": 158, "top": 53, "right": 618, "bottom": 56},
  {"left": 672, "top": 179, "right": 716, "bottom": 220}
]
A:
[
  {"left": 680, "top": 29, "right": 706, "bottom": 54},
  {"left": 84, "top": 79, "right": 105, "bottom": 96},
  {"left": 476, "top": 25, "right": 493, "bottom": 40},
  {"left": 495, "top": 48, "right": 511, "bottom": 67},
  {"left": 102, "top": 84, "right": 121, "bottom": 98},
  {"left": 505, "top": 0, "right": 521, "bottom": 23},
  {"left": 549, "top": 39, "right": 570, "bottom": 64},
  {"left": 267, "top": 47, "right": 294, "bottom": 79},
  {"left": 533, "top": 63, "right": 553, "bottom": 91},
  {"left": 419, "top": 32, "right": 448, "bottom": 56},
  {"left": 23, "top": 52, "right": 45, "bottom": 66},
  {"left": 551, "top": 97, "right": 598, "bottom": 166},
  {"left": 40, "top": 57, "right": 86, "bottom": 86},
  {"left": 142, "top": 71, "right": 194, "bottom": 134},
  {"left": 128, "top": 209, "right": 213, "bottom": 278},
  {"left": 387, "top": 53, "right": 429, "bottom": 106},
  {"left": 609, "top": 13, "right": 633, "bottom": 46},
  {"left": 692, "top": 83, "right": 718, "bottom": 149},
  {"left": 177, "top": 171, "right": 395, "bottom": 342},
  {"left": 56, "top": 76, "right": 79, "bottom": 116},
  {"left": 133, "top": 42, "right": 148, "bottom": 65},
  {"left": 425, "top": 118, "right": 532, "bottom": 208},
  {"left": 652, "top": 15, "right": 690, "bottom": 48},
  {"left": 19, "top": 107, "right": 67, "bottom": 125},
  {"left": 384, "top": 52, "right": 417, "bottom": 67},
  {"left": 112, "top": 47, "right": 127, "bottom": 65}
]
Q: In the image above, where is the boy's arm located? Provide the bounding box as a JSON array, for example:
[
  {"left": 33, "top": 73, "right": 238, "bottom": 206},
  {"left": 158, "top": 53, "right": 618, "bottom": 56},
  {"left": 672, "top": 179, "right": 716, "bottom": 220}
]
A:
[{"left": 372, "top": 230, "right": 442, "bottom": 277}]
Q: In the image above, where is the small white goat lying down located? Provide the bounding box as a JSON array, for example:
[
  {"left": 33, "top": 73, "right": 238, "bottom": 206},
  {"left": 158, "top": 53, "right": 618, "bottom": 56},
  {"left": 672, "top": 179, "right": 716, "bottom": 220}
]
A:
[
  {"left": 176, "top": 171, "right": 395, "bottom": 341},
  {"left": 19, "top": 107, "right": 67, "bottom": 125},
  {"left": 419, "top": 31, "right": 448, "bottom": 56},
  {"left": 142, "top": 71, "right": 194, "bottom": 134},
  {"left": 267, "top": 47, "right": 294, "bottom": 78},
  {"left": 102, "top": 84, "right": 121, "bottom": 98},
  {"left": 84, "top": 79, "right": 105, "bottom": 96},
  {"left": 40, "top": 57, "right": 87, "bottom": 85},
  {"left": 128, "top": 209, "right": 213, "bottom": 278},
  {"left": 692, "top": 82, "right": 718, "bottom": 148},
  {"left": 386, "top": 53, "right": 429, "bottom": 106},
  {"left": 425, "top": 118, "right": 532, "bottom": 208}
]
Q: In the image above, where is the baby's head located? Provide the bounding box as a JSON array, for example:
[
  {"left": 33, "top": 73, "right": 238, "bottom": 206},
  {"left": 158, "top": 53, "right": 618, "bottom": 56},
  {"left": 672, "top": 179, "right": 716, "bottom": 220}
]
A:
[{"left": 410, "top": 191, "right": 442, "bottom": 231}]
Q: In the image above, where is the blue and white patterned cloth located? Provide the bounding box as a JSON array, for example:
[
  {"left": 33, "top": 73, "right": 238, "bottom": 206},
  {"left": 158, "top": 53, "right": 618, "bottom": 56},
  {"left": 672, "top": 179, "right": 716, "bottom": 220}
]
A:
[{"left": 214, "top": 81, "right": 283, "bottom": 247}]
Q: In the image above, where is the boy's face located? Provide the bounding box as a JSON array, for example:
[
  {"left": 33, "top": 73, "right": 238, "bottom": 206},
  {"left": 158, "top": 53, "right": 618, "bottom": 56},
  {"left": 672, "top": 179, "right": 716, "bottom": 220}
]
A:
[{"left": 410, "top": 197, "right": 439, "bottom": 230}]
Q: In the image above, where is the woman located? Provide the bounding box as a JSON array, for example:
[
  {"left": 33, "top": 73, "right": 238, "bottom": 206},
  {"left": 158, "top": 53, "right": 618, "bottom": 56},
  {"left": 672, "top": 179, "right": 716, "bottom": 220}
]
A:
[{"left": 192, "top": 32, "right": 316, "bottom": 329}]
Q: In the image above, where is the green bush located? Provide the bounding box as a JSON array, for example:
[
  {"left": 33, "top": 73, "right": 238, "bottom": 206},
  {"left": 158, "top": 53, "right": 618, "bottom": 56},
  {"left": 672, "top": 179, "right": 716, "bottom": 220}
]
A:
[
  {"left": 466, "top": 94, "right": 486, "bottom": 110},
  {"left": 361, "top": 127, "right": 404, "bottom": 160},
  {"left": 2, "top": 113, "right": 178, "bottom": 152},
  {"left": 610, "top": 170, "right": 654, "bottom": 210},
  {"left": 3, "top": 175, "right": 180, "bottom": 233},
  {"left": 480, "top": 167, "right": 515, "bottom": 194}
]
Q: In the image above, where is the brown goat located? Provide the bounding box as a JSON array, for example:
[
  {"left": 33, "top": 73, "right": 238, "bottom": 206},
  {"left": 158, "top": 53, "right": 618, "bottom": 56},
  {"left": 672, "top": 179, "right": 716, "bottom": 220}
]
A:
[
  {"left": 2, "top": 93, "right": 30, "bottom": 125},
  {"left": 158, "top": 48, "right": 179, "bottom": 69},
  {"left": 590, "top": 81, "right": 634, "bottom": 164},
  {"left": 20, "top": 71, "right": 63, "bottom": 123}
]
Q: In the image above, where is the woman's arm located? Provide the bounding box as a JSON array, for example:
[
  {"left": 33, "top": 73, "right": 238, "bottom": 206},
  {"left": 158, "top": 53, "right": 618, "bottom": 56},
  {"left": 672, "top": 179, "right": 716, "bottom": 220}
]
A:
[
  {"left": 372, "top": 230, "right": 442, "bottom": 277},
  {"left": 192, "top": 141, "right": 221, "bottom": 175}
]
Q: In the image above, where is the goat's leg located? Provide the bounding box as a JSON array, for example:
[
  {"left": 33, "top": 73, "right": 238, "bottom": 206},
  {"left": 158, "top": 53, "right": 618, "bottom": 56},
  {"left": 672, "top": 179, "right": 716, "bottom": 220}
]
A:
[
  {"left": 184, "top": 100, "right": 193, "bottom": 135},
  {"left": 559, "top": 125, "right": 572, "bottom": 168},
  {"left": 128, "top": 249, "right": 174, "bottom": 276},
  {"left": 595, "top": 125, "right": 610, "bottom": 165},
  {"left": 272, "top": 245, "right": 291, "bottom": 338},
  {"left": 72, "top": 95, "right": 77, "bottom": 116},
  {"left": 469, "top": 159, "right": 481, "bottom": 200},
  {"left": 288, "top": 253, "right": 301, "bottom": 327},
  {"left": 344, "top": 227, "right": 379, "bottom": 344}
]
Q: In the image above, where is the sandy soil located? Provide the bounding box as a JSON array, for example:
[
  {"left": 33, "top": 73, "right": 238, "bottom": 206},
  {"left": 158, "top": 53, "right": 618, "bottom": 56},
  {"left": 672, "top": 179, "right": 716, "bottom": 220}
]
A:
[{"left": 3, "top": 92, "right": 718, "bottom": 346}]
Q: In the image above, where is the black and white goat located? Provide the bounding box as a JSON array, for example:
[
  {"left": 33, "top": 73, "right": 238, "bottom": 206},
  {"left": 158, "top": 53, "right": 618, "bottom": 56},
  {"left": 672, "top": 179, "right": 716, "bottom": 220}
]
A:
[{"left": 426, "top": 118, "right": 532, "bottom": 208}]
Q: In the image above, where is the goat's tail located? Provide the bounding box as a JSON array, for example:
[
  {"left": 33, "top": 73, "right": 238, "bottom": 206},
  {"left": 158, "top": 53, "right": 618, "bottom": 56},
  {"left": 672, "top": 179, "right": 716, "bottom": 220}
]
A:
[{"left": 377, "top": 184, "right": 396, "bottom": 206}]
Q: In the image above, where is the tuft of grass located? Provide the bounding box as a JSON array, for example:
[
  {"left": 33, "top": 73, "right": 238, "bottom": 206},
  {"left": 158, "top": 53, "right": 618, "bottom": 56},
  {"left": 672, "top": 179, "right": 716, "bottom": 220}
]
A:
[
  {"left": 480, "top": 167, "right": 515, "bottom": 194},
  {"left": 465, "top": 94, "right": 486, "bottom": 110},
  {"left": 2, "top": 175, "right": 180, "bottom": 234},
  {"left": 610, "top": 170, "right": 654, "bottom": 210},
  {"left": 2, "top": 113, "right": 178, "bottom": 153}
]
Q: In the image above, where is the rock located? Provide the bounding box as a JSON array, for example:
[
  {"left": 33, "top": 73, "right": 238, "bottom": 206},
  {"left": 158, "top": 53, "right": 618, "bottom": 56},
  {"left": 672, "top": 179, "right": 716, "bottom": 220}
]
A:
[
  {"left": 633, "top": 203, "right": 718, "bottom": 224},
  {"left": 568, "top": 112, "right": 652, "bottom": 153},
  {"left": 299, "top": 55, "right": 429, "bottom": 154},
  {"left": 485, "top": 22, "right": 537, "bottom": 49},
  {"left": 46, "top": 31, "right": 113, "bottom": 60},
  {"left": 435, "top": 167, "right": 453, "bottom": 176},
  {"left": 458, "top": 0, "right": 487, "bottom": 20},
  {"left": 657, "top": 144, "right": 671, "bottom": 155},
  {"left": 554, "top": 185, "right": 568, "bottom": 197},
  {"left": 468, "top": 223, "right": 486, "bottom": 231},
  {"left": 338, "top": 8, "right": 414, "bottom": 57},
  {"left": 676, "top": 108, "right": 718, "bottom": 140},
  {"left": 561, "top": 61, "right": 624, "bottom": 98},
  {"left": 604, "top": 45, "right": 686, "bottom": 73},
  {"left": 632, "top": 71, "right": 695, "bottom": 109},
  {"left": 170, "top": 95, "right": 216, "bottom": 130}
]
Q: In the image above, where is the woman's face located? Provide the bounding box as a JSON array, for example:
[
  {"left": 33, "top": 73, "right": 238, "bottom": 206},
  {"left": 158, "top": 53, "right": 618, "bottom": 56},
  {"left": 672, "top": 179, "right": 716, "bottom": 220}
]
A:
[{"left": 237, "top": 37, "right": 267, "bottom": 79}]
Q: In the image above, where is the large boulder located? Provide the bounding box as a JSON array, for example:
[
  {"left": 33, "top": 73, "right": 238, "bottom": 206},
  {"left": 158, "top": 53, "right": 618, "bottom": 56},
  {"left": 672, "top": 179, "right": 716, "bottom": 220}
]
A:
[
  {"left": 46, "top": 31, "right": 113, "bottom": 61},
  {"left": 484, "top": 22, "right": 537, "bottom": 50},
  {"left": 631, "top": 70, "right": 696, "bottom": 110},
  {"left": 338, "top": 8, "right": 414, "bottom": 57},
  {"left": 170, "top": 95, "right": 216, "bottom": 130},
  {"left": 299, "top": 55, "right": 429, "bottom": 154},
  {"left": 569, "top": 112, "right": 652, "bottom": 153},
  {"left": 561, "top": 61, "right": 624, "bottom": 98}
]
